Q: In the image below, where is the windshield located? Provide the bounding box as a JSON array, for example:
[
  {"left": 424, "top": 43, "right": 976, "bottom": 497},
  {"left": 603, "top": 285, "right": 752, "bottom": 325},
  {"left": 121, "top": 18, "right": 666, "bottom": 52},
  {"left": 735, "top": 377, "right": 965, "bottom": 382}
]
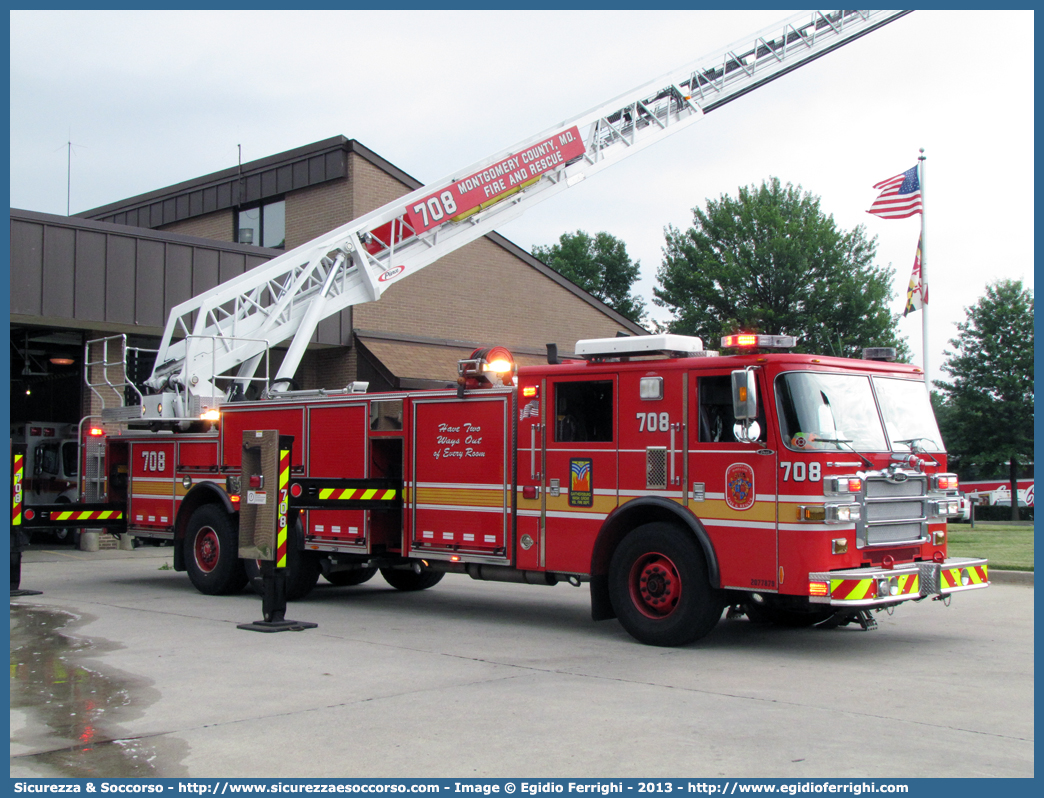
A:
[
  {"left": 873, "top": 376, "right": 945, "bottom": 452},
  {"left": 776, "top": 372, "right": 888, "bottom": 451}
]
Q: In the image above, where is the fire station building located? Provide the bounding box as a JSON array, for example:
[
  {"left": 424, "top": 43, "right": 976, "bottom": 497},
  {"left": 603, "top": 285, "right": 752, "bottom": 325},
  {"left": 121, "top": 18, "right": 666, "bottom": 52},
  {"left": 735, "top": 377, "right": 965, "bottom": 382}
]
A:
[{"left": 10, "top": 136, "right": 645, "bottom": 429}]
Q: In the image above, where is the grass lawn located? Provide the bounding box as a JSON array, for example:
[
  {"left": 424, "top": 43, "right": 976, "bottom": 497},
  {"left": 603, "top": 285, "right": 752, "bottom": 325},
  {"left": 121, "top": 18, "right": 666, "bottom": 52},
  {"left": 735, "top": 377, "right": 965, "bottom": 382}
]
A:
[{"left": 947, "top": 522, "right": 1034, "bottom": 571}]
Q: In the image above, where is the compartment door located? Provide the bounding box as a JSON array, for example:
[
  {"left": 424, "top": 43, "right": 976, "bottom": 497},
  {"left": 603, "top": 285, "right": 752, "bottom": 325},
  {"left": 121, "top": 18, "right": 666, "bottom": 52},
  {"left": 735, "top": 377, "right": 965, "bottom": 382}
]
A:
[
  {"left": 129, "top": 441, "right": 176, "bottom": 530},
  {"left": 308, "top": 404, "right": 368, "bottom": 546},
  {"left": 410, "top": 395, "right": 511, "bottom": 561}
]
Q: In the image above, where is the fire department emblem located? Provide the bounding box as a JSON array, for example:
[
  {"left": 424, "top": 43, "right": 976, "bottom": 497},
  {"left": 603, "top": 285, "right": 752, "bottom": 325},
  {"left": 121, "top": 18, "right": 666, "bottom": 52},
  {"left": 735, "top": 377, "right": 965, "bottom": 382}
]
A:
[
  {"left": 725, "top": 463, "right": 755, "bottom": 511},
  {"left": 569, "top": 458, "right": 593, "bottom": 507}
]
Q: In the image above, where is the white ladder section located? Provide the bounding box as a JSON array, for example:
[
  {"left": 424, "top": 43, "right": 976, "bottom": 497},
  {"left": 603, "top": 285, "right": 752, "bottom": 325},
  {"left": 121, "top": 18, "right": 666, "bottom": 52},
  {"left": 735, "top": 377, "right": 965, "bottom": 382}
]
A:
[{"left": 145, "top": 10, "right": 910, "bottom": 417}]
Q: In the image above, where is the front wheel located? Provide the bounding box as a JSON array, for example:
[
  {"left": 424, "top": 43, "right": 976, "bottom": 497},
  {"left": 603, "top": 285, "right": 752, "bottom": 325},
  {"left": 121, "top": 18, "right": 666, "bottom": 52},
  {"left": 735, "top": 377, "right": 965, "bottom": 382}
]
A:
[
  {"left": 183, "top": 504, "right": 247, "bottom": 595},
  {"left": 609, "top": 522, "right": 724, "bottom": 647}
]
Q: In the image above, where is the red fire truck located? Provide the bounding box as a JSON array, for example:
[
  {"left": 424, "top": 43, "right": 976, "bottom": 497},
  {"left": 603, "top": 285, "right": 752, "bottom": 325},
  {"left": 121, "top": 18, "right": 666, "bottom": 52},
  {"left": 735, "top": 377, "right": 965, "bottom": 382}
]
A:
[
  {"left": 15, "top": 12, "right": 989, "bottom": 645},
  {"left": 54, "top": 334, "right": 981, "bottom": 647}
]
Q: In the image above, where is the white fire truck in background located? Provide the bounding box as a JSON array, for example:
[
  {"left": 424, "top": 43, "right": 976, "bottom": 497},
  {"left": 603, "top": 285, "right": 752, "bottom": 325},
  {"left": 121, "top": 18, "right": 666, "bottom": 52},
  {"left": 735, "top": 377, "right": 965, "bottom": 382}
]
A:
[
  {"left": 10, "top": 422, "right": 80, "bottom": 545},
  {"left": 14, "top": 10, "right": 989, "bottom": 645}
]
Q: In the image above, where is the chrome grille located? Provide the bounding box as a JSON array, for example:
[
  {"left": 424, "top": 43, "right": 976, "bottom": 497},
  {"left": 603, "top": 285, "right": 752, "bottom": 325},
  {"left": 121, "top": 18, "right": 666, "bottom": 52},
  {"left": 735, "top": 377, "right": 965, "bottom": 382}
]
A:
[
  {"left": 866, "top": 499, "right": 925, "bottom": 522},
  {"left": 866, "top": 522, "right": 923, "bottom": 545},
  {"left": 858, "top": 472, "right": 928, "bottom": 547},
  {"left": 866, "top": 477, "right": 925, "bottom": 498}
]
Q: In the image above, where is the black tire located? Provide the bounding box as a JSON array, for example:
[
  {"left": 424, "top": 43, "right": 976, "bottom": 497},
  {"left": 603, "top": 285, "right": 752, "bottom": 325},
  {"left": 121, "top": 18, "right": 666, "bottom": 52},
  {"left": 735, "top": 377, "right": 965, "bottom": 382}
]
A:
[
  {"left": 243, "top": 519, "right": 320, "bottom": 601},
  {"left": 609, "top": 522, "right": 724, "bottom": 647},
  {"left": 323, "top": 566, "right": 378, "bottom": 586},
  {"left": 183, "top": 504, "right": 248, "bottom": 595},
  {"left": 380, "top": 567, "right": 444, "bottom": 591}
]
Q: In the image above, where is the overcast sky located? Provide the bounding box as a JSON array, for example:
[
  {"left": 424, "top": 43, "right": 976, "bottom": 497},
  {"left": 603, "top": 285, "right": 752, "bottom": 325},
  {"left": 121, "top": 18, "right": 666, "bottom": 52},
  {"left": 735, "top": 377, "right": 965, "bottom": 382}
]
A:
[{"left": 9, "top": 9, "right": 1034, "bottom": 386}]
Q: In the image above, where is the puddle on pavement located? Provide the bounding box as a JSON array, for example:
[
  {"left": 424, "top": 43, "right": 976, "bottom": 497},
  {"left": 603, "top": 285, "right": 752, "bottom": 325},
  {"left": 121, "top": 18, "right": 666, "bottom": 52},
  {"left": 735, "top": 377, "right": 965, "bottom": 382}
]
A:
[{"left": 10, "top": 603, "right": 188, "bottom": 778}]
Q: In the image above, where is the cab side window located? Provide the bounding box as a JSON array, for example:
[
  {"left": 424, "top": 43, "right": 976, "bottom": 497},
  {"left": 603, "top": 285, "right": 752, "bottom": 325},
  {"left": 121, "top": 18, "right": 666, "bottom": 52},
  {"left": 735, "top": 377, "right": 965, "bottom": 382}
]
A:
[
  {"left": 697, "top": 375, "right": 765, "bottom": 443},
  {"left": 554, "top": 381, "right": 613, "bottom": 442}
]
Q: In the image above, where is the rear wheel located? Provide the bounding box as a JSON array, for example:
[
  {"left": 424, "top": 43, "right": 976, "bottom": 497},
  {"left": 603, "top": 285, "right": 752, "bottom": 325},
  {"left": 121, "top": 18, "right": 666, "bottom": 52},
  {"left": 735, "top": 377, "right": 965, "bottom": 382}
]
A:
[
  {"left": 609, "top": 522, "right": 724, "bottom": 646},
  {"left": 184, "top": 504, "right": 247, "bottom": 595},
  {"left": 323, "top": 566, "right": 378, "bottom": 586},
  {"left": 380, "top": 567, "right": 444, "bottom": 591}
]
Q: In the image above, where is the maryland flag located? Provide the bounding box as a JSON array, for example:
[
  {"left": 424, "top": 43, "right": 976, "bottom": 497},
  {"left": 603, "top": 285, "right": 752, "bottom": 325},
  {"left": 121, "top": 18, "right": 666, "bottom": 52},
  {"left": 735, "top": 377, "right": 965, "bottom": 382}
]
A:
[{"left": 903, "top": 235, "right": 927, "bottom": 317}]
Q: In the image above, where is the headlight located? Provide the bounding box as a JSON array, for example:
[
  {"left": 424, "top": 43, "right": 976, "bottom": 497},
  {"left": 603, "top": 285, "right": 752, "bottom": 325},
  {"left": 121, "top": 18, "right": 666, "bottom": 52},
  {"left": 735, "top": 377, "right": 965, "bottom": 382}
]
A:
[
  {"left": 877, "top": 576, "right": 900, "bottom": 597},
  {"left": 798, "top": 503, "right": 860, "bottom": 523},
  {"left": 825, "top": 476, "right": 863, "bottom": 495}
]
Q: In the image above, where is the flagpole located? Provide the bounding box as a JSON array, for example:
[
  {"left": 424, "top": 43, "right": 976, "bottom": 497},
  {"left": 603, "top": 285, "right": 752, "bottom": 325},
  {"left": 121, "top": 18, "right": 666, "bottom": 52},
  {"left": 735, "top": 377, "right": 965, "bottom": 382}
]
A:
[{"left": 918, "top": 148, "right": 928, "bottom": 387}]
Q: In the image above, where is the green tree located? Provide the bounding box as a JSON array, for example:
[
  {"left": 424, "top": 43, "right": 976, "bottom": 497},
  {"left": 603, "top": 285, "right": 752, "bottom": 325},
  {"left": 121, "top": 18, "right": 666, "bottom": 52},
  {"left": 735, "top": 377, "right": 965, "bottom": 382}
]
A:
[
  {"left": 533, "top": 230, "right": 646, "bottom": 325},
  {"left": 934, "top": 280, "right": 1034, "bottom": 521},
  {"left": 654, "top": 177, "right": 908, "bottom": 358}
]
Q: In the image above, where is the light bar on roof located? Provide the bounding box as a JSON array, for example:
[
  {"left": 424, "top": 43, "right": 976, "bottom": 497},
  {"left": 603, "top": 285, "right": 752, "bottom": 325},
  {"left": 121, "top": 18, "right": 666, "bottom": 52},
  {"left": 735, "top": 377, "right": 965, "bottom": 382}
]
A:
[
  {"left": 720, "top": 334, "right": 796, "bottom": 349},
  {"left": 575, "top": 334, "right": 705, "bottom": 358}
]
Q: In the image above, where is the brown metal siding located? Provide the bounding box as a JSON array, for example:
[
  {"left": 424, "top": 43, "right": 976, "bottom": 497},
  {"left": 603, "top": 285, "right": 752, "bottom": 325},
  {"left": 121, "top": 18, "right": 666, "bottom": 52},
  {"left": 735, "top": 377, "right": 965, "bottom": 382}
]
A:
[
  {"left": 165, "top": 244, "right": 193, "bottom": 311},
  {"left": 106, "top": 236, "right": 136, "bottom": 325},
  {"left": 9, "top": 210, "right": 281, "bottom": 335},
  {"left": 42, "top": 225, "right": 75, "bottom": 319},
  {"left": 80, "top": 139, "right": 351, "bottom": 230},
  {"left": 136, "top": 239, "right": 165, "bottom": 327},
  {"left": 74, "top": 229, "right": 106, "bottom": 322},
  {"left": 10, "top": 219, "right": 43, "bottom": 316},
  {"left": 218, "top": 250, "right": 245, "bottom": 284},
  {"left": 192, "top": 247, "right": 219, "bottom": 296}
]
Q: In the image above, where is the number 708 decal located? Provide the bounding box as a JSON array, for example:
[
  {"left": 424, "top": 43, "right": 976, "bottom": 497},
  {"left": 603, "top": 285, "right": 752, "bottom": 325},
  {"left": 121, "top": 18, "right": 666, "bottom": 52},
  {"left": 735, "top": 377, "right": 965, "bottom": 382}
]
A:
[
  {"left": 780, "top": 461, "right": 821, "bottom": 482},
  {"left": 636, "top": 412, "right": 670, "bottom": 432}
]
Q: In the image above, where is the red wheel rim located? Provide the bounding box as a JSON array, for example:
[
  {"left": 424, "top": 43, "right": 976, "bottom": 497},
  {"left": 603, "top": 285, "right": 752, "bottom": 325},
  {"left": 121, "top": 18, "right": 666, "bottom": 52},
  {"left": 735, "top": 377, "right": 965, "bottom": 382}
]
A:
[
  {"left": 194, "top": 527, "right": 220, "bottom": 573},
  {"left": 629, "top": 552, "right": 682, "bottom": 619}
]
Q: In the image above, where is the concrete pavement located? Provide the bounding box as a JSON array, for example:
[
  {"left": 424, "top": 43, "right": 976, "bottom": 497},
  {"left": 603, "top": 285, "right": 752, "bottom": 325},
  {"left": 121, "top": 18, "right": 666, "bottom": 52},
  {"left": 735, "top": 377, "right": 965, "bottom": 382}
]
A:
[{"left": 9, "top": 546, "right": 1035, "bottom": 779}]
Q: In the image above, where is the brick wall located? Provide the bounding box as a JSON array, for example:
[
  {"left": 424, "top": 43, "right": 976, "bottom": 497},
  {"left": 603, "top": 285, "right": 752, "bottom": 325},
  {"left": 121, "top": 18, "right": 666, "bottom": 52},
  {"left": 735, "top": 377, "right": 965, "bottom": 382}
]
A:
[
  {"left": 285, "top": 180, "right": 353, "bottom": 250},
  {"left": 353, "top": 232, "right": 628, "bottom": 354},
  {"left": 160, "top": 210, "right": 234, "bottom": 242},
  {"left": 350, "top": 154, "right": 415, "bottom": 216}
]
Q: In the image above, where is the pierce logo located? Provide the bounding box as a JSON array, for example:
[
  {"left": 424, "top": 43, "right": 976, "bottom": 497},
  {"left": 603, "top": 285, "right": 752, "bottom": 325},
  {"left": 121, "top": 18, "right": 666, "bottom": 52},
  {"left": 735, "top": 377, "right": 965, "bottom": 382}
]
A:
[{"left": 378, "top": 265, "right": 405, "bottom": 282}]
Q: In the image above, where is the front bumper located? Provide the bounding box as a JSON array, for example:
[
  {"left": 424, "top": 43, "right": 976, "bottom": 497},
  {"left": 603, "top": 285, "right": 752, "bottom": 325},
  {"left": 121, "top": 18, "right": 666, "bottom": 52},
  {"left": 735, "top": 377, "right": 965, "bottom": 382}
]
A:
[{"left": 808, "top": 557, "right": 989, "bottom": 607}]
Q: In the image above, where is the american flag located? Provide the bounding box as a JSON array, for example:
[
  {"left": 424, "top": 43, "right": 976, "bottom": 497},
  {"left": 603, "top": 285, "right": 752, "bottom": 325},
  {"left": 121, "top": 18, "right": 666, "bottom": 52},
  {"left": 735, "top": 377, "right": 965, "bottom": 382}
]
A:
[
  {"left": 519, "top": 400, "right": 539, "bottom": 420},
  {"left": 903, "top": 235, "right": 927, "bottom": 316},
  {"left": 867, "top": 165, "right": 922, "bottom": 219}
]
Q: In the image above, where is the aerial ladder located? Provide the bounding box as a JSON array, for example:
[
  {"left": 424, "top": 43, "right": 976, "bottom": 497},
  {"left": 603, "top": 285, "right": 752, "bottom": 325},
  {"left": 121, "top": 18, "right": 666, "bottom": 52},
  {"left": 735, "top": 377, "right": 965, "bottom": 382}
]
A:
[{"left": 136, "top": 10, "right": 910, "bottom": 423}]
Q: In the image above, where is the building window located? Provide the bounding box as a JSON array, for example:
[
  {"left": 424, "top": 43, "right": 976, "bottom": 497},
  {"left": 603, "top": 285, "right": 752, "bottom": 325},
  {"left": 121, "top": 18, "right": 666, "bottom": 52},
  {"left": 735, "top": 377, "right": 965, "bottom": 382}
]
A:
[{"left": 237, "top": 199, "right": 285, "bottom": 248}]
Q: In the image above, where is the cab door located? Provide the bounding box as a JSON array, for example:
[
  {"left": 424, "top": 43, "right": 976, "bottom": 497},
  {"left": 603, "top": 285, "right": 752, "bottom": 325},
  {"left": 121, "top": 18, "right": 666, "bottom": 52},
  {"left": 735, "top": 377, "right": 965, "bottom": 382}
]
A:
[
  {"left": 687, "top": 370, "right": 778, "bottom": 592},
  {"left": 541, "top": 376, "right": 618, "bottom": 574},
  {"left": 617, "top": 369, "right": 688, "bottom": 508}
]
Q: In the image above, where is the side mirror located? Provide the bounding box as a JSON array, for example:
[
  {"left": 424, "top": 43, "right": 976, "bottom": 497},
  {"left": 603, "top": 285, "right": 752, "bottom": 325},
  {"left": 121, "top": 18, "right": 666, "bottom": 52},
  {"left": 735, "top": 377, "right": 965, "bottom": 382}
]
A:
[
  {"left": 731, "top": 369, "right": 757, "bottom": 421},
  {"left": 731, "top": 369, "right": 760, "bottom": 444}
]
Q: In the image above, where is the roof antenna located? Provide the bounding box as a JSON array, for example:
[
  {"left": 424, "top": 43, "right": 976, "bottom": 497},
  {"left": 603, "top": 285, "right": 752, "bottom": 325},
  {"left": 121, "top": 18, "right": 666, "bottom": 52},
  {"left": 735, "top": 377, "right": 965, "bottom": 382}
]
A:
[{"left": 56, "top": 129, "right": 85, "bottom": 215}]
